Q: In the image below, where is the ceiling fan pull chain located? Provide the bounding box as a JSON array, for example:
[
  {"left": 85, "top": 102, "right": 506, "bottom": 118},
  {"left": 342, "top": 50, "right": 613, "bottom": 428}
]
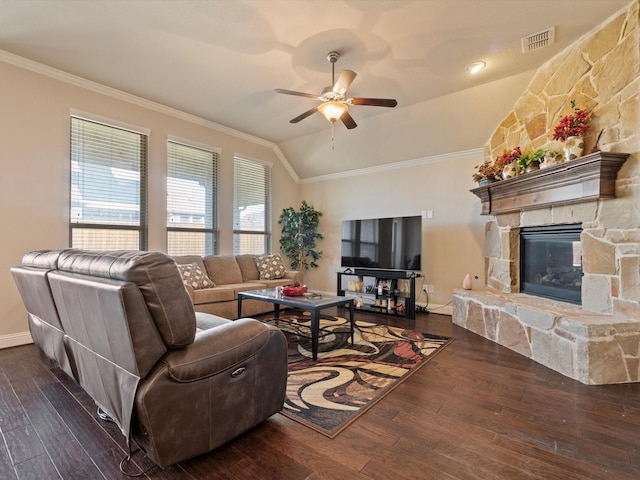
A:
[{"left": 331, "top": 122, "right": 335, "bottom": 150}]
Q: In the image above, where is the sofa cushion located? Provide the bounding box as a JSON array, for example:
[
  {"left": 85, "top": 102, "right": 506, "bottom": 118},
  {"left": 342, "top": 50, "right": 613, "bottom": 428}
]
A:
[
  {"left": 255, "top": 254, "right": 286, "bottom": 280},
  {"left": 236, "top": 254, "right": 260, "bottom": 281},
  {"left": 192, "top": 287, "right": 235, "bottom": 305},
  {"left": 259, "top": 278, "right": 296, "bottom": 288},
  {"left": 224, "top": 283, "right": 268, "bottom": 298},
  {"left": 204, "top": 255, "right": 243, "bottom": 285},
  {"left": 177, "top": 263, "right": 216, "bottom": 290},
  {"left": 172, "top": 255, "right": 207, "bottom": 273},
  {"left": 194, "top": 312, "right": 231, "bottom": 332}
]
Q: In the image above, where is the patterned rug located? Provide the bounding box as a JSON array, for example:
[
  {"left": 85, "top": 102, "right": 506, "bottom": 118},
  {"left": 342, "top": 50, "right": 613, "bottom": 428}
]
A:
[{"left": 270, "top": 313, "right": 453, "bottom": 438}]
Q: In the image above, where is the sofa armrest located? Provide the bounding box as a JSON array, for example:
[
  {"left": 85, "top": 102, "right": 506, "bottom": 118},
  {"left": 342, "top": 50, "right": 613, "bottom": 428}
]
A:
[
  {"left": 163, "top": 318, "right": 278, "bottom": 382},
  {"left": 284, "top": 270, "right": 303, "bottom": 286}
]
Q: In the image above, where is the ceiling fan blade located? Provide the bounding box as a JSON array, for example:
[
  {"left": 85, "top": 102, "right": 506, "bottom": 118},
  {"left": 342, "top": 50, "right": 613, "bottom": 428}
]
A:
[
  {"left": 350, "top": 97, "right": 398, "bottom": 107},
  {"left": 333, "top": 70, "right": 357, "bottom": 96},
  {"left": 275, "top": 88, "right": 319, "bottom": 100},
  {"left": 341, "top": 111, "right": 358, "bottom": 129},
  {"left": 290, "top": 106, "right": 319, "bottom": 123}
]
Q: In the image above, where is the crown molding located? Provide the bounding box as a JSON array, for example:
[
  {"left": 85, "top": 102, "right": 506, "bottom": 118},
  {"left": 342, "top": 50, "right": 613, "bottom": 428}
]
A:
[
  {"left": 299, "top": 148, "right": 484, "bottom": 184},
  {"left": 272, "top": 145, "right": 300, "bottom": 184},
  {"left": 0, "top": 49, "right": 301, "bottom": 183}
]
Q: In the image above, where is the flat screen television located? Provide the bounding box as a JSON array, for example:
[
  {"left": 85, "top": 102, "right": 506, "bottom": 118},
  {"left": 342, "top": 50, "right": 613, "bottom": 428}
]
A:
[{"left": 341, "top": 215, "right": 422, "bottom": 271}]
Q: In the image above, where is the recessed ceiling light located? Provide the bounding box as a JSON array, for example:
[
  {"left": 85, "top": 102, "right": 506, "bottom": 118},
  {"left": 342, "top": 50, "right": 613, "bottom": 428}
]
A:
[{"left": 465, "top": 61, "right": 486, "bottom": 74}]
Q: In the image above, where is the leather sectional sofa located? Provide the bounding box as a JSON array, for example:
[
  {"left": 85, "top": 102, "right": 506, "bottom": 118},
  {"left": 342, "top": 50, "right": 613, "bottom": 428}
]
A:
[
  {"left": 172, "top": 254, "right": 303, "bottom": 318},
  {"left": 11, "top": 249, "right": 288, "bottom": 469}
]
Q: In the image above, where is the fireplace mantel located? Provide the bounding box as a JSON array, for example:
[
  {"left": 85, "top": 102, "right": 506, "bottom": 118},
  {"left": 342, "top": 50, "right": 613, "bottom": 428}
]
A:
[{"left": 470, "top": 151, "right": 630, "bottom": 215}]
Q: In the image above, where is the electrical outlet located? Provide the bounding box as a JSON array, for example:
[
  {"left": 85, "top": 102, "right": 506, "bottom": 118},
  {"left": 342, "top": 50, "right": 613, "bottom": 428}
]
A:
[{"left": 423, "top": 285, "right": 435, "bottom": 294}]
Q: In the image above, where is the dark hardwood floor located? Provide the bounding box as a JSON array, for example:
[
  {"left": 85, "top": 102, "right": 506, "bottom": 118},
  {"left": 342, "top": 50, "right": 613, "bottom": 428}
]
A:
[{"left": 1, "top": 309, "right": 640, "bottom": 479}]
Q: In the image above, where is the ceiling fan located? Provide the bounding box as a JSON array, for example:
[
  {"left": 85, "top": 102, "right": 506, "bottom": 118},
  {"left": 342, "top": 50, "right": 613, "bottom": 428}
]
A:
[{"left": 275, "top": 51, "right": 398, "bottom": 131}]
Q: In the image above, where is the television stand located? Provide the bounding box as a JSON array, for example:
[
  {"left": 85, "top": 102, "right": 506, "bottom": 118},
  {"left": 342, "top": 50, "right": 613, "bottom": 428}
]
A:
[{"left": 336, "top": 270, "right": 416, "bottom": 320}]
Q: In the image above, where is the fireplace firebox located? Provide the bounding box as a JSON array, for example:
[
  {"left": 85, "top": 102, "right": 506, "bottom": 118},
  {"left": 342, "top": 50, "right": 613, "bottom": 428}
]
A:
[{"left": 520, "top": 224, "right": 582, "bottom": 304}]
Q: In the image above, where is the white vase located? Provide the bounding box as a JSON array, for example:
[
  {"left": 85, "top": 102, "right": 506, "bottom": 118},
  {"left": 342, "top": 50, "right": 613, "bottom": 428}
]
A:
[
  {"left": 540, "top": 150, "right": 563, "bottom": 169},
  {"left": 502, "top": 162, "right": 518, "bottom": 179},
  {"left": 563, "top": 136, "right": 584, "bottom": 161}
]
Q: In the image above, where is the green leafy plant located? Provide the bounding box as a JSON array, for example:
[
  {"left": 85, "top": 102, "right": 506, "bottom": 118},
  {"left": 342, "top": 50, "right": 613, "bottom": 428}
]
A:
[
  {"left": 517, "top": 149, "right": 545, "bottom": 170},
  {"left": 279, "top": 200, "right": 323, "bottom": 271}
]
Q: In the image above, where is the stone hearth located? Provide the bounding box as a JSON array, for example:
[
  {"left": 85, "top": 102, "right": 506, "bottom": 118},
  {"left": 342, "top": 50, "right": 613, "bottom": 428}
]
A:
[
  {"left": 453, "top": 290, "right": 640, "bottom": 384},
  {"left": 453, "top": 197, "right": 640, "bottom": 384}
]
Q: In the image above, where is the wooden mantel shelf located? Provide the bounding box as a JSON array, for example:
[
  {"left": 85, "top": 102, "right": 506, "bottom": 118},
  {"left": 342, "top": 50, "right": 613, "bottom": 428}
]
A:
[{"left": 470, "top": 151, "right": 630, "bottom": 215}]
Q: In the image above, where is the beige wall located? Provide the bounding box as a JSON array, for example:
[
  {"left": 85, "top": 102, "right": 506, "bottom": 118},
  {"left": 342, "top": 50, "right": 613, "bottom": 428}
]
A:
[
  {"left": 0, "top": 58, "right": 300, "bottom": 343},
  {"left": 300, "top": 150, "right": 487, "bottom": 311}
]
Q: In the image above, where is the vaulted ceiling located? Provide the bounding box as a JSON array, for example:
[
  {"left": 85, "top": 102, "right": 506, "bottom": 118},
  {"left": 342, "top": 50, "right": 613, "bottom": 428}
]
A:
[{"left": 0, "top": 0, "right": 630, "bottom": 179}]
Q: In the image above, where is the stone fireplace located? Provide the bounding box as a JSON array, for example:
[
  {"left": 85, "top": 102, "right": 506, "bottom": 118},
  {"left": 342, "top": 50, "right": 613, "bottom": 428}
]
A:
[
  {"left": 453, "top": 1, "right": 640, "bottom": 385},
  {"left": 454, "top": 181, "right": 640, "bottom": 385}
]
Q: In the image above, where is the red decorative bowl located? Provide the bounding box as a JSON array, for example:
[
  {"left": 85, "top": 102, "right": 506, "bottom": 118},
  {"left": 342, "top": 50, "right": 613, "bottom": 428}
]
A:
[{"left": 281, "top": 285, "right": 307, "bottom": 296}]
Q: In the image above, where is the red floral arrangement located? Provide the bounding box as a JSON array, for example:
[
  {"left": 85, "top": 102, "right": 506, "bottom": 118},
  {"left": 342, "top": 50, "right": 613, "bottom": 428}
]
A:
[
  {"left": 552, "top": 100, "right": 591, "bottom": 141},
  {"left": 494, "top": 146, "right": 522, "bottom": 170}
]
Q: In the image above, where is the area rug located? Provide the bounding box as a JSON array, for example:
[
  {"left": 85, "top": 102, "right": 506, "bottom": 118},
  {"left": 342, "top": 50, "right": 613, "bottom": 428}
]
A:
[{"left": 270, "top": 313, "right": 453, "bottom": 438}]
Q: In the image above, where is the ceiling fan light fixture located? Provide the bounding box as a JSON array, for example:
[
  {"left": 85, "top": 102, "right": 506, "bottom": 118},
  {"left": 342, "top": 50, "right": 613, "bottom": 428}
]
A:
[
  {"left": 465, "top": 61, "right": 486, "bottom": 74},
  {"left": 318, "top": 101, "right": 347, "bottom": 122}
]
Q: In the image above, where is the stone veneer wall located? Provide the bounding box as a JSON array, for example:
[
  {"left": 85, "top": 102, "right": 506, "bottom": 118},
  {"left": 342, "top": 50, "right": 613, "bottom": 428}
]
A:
[{"left": 453, "top": 0, "right": 640, "bottom": 384}]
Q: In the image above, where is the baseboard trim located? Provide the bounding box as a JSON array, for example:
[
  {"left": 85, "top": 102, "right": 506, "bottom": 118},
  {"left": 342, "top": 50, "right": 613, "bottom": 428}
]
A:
[
  {"left": 417, "top": 301, "right": 453, "bottom": 316},
  {"left": 0, "top": 331, "right": 34, "bottom": 350}
]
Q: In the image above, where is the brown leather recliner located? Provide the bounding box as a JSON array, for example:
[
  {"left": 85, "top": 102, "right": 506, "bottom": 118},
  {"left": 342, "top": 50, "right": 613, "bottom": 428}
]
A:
[
  {"left": 10, "top": 249, "right": 78, "bottom": 380},
  {"left": 11, "top": 249, "right": 288, "bottom": 469}
]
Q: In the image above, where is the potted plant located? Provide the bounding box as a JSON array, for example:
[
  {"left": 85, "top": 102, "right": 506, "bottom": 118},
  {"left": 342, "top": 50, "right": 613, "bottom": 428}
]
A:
[
  {"left": 517, "top": 149, "right": 545, "bottom": 173},
  {"left": 278, "top": 200, "right": 323, "bottom": 271},
  {"left": 553, "top": 100, "right": 591, "bottom": 161},
  {"left": 472, "top": 161, "right": 501, "bottom": 185},
  {"left": 494, "top": 146, "right": 522, "bottom": 179}
]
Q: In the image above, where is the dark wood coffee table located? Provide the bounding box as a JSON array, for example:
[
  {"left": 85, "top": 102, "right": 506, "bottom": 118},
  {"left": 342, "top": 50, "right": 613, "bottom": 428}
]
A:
[{"left": 237, "top": 288, "right": 354, "bottom": 360}]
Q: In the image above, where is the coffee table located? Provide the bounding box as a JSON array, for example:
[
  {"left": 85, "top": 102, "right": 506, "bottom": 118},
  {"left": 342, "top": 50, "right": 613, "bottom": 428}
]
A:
[{"left": 237, "top": 288, "right": 354, "bottom": 360}]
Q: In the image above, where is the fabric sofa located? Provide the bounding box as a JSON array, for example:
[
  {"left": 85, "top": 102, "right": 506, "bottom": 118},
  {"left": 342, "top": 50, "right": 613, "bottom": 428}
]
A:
[
  {"left": 172, "top": 254, "right": 303, "bottom": 318},
  {"left": 11, "top": 249, "right": 288, "bottom": 469}
]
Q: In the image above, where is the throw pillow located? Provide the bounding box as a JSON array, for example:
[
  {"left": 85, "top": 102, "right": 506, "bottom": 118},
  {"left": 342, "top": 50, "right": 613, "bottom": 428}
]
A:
[
  {"left": 177, "top": 263, "right": 216, "bottom": 290},
  {"left": 255, "top": 254, "right": 286, "bottom": 280}
]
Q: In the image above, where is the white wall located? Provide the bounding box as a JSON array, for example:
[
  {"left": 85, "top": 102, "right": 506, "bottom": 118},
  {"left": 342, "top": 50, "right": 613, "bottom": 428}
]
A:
[
  {"left": 299, "top": 150, "right": 487, "bottom": 313},
  {"left": 0, "top": 57, "right": 300, "bottom": 344}
]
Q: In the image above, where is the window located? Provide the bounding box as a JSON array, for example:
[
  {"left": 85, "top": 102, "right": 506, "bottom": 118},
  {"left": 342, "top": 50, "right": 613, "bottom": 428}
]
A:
[
  {"left": 167, "top": 140, "right": 219, "bottom": 256},
  {"left": 70, "top": 116, "right": 147, "bottom": 250},
  {"left": 233, "top": 156, "right": 272, "bottom": 254}
]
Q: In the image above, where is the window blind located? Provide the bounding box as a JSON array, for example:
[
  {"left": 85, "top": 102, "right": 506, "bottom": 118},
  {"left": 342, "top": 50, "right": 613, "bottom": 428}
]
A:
[
  {"left": 167, "top": 141, "right": 219, "bottom": 256},
  {"left": 233, "top": 157, "right": 272, "bottom": 255},
  {"left": 70, "top": 116, "right": 147, "bottom": 250}
]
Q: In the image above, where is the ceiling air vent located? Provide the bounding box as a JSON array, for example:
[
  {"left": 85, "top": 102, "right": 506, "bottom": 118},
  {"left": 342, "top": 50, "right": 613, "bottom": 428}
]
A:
[{"left": 522, "top": 26, "right": 555, "bottom": 53}]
